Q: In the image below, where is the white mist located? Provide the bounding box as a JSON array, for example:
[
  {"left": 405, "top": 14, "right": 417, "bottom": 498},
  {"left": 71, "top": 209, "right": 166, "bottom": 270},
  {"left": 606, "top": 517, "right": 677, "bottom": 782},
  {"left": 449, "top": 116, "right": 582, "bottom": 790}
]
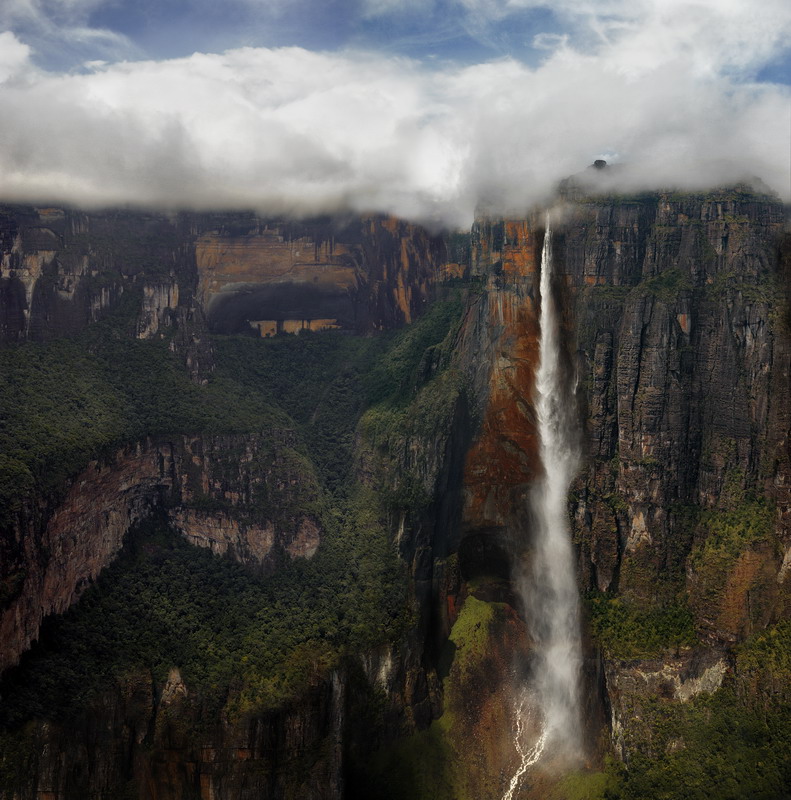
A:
[{"left": 504, "top": 214, "right": 583, "bottom": 799}]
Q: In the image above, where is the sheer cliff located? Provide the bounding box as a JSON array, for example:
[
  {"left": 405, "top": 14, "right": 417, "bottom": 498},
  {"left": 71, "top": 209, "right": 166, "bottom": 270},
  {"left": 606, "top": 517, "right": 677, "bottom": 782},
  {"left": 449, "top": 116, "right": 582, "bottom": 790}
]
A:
[
  {"left": 0, "top": 208, "right": 443, "bottom": 346},
  {"left": 559, "top": 192, "right": 791, "bottom": 788},
  {"left": 0, "top": 189, "right": 789, "bottom": 799}
]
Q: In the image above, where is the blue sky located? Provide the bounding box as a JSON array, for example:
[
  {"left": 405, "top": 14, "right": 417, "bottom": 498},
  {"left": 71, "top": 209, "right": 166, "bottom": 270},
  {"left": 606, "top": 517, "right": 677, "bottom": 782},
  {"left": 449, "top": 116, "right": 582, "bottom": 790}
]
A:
[
  {"left": 10, "top": 0, "right": 790, "bottom": 80},
  {"left": 5, "top": 0, "right": 569, "bottom": 70},
  {"left": 0, "top": 0, "right": 789, "bottom": 224},
  {"left": 103, "top": 1, "right": 565, "bottom": 67}
]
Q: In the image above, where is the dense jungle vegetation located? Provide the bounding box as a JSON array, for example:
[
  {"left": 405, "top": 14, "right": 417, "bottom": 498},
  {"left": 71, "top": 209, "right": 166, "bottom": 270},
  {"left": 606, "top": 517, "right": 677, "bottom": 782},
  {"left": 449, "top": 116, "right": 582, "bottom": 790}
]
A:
[
  {"left": 0, "top": 294, "right": 465, "bottom": 732},
  {"left": 575, "top": 618, "right": 791, "bottom": 800}
]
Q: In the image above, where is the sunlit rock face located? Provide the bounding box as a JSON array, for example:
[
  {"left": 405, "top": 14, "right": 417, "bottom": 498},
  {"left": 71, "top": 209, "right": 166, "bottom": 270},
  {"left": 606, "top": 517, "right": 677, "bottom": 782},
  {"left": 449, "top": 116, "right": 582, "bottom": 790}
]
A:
[{"left": 0, "top": 206, "right": 447, "bottom": 346}]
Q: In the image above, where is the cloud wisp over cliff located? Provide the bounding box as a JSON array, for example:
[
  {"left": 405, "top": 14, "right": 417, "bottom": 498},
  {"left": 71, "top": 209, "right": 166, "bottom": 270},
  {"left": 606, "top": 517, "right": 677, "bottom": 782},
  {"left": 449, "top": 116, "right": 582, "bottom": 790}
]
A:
[{"left": 0, "top": 0, "right": 789, "bottom": 227}]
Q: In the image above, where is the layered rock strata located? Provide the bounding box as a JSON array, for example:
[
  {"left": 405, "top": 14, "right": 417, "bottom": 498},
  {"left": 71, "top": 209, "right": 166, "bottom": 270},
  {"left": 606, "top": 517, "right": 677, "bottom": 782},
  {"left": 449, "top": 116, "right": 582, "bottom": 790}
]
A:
[
  {"left": 0, "top": 207, "right": 446, "bottom": 347},
  {"left": 1, "top": 433, "right": 322, "bottom": 674}
]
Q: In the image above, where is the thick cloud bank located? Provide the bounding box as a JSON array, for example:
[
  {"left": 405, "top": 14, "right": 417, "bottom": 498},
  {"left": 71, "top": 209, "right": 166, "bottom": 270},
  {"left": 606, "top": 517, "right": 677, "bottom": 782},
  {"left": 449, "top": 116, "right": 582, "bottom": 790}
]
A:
[{"left": 0, "top": 0, "right": 790, "bottom": 226}]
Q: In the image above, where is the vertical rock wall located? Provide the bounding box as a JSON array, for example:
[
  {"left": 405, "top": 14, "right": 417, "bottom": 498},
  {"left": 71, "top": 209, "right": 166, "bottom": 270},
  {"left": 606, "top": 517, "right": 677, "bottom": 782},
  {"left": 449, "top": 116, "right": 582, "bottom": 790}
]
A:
[
  {"left": 554, "top": 192, "right": 791, "bottom": 764},
  {"left": 560, "top": 195, "right": 789, "bottom": 616},
  {"left": 0, "top": 432, "right": 327, "bottom": 675},
  {"left": 0, "top": 206, "right": 446, "bottom": 346}
]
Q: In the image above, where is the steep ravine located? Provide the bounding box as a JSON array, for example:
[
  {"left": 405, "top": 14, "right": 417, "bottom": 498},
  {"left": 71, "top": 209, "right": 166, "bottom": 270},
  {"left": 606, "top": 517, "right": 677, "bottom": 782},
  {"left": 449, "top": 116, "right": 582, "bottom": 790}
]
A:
[
  {"left": 1, "top": 190, "right": 789, "bottom": 799},
  {"left": 355, "top": 190, "right": 791, "bottom": 797}
]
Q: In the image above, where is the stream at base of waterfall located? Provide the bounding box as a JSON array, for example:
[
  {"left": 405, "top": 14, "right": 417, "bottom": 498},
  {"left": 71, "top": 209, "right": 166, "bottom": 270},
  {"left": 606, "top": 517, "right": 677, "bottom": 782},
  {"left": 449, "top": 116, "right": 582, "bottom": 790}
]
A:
[{"left": 502, "top": 213, "right": 583, "bottom": 800}]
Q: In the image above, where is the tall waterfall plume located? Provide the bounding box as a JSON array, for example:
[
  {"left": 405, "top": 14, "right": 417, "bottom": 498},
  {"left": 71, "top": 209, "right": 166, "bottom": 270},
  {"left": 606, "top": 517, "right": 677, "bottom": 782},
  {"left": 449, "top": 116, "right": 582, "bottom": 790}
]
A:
[{"left": 504, "top": 213, "right": 583, "bottom": 797}]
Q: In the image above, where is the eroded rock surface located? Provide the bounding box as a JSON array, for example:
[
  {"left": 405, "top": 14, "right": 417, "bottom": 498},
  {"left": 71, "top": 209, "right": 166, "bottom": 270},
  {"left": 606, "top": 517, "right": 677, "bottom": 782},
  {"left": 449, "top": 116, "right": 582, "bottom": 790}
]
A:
[{"left": 1, "top": 432, "right": 323, "bottom": 673}]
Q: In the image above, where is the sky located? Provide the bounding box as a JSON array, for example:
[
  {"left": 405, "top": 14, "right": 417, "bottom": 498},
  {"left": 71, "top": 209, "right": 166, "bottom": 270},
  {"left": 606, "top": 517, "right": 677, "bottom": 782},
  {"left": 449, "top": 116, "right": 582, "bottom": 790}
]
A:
[{"left": 0, "top": 0, "right": 790, "bottom": 227}]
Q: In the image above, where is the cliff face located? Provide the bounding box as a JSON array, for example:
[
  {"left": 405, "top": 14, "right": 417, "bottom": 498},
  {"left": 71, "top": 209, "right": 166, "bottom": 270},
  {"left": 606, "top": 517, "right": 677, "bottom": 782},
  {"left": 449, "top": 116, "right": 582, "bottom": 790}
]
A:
[
  {"left": 1, "top": 191, "right": 789, "bottom": 798},
  {"left": 375, "top": 190, "right": 790, "bottom": 794},
  {"left": 0, "top": 208, "right": 190, "bottom": 342},
  {"left": 1, "top": 431, "right": 324, "bottom": 674},
  {"left": 200, "top": 215, "right": 443, "bottom": 335},
  {"left": 558, "top": 193, "right": 791, "bottom": 768},
  {"left": 0, "top": 200, "right": 462, "bottom": 799},
  {"left": 0, "top": 203, "right": 446, "bottom": 672},
  {"left": 4, "top": 667, "right": 345, "bottom": 800},
  {"left": 0, "top": 207, "right": 445, "bottom": 348},
  {"left": 561, "top": 196, "right": 788, "bottom": 613},
  {"left": 461, "top": 219, "right": 542, "bottom": 542}
]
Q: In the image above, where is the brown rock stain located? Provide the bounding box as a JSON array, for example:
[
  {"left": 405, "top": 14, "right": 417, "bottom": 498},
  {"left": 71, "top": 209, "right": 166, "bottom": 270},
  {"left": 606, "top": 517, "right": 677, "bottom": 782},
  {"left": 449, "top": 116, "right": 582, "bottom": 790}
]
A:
[
  {"left": 273, "top": 318, "right": 341, "bottom": 335},
  {"left": 717, "top": 548, "right": 777, "bottom": 639},
  {"left": 501, "top": 220, "right": 536, "bottom": 279},
  {"left": 439, "top": 262, "right": 465, "bottom": 280},
  {"left": 463, "top": 289, "right": 542, "bottom": 529}
]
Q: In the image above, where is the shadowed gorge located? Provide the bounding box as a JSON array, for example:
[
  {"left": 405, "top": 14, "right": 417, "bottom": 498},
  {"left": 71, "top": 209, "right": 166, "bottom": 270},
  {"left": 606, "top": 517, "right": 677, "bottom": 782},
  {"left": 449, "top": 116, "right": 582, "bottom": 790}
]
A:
[{"left": 0, "top": 190, "right": 790, "bottom": 799}]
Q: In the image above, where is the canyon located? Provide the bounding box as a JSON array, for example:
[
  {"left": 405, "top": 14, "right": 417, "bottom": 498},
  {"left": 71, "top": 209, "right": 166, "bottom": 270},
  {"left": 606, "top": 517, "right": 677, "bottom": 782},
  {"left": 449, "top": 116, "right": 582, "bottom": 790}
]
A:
[{"left": 0, "top": 183, "right": 789, "bottom": 798}]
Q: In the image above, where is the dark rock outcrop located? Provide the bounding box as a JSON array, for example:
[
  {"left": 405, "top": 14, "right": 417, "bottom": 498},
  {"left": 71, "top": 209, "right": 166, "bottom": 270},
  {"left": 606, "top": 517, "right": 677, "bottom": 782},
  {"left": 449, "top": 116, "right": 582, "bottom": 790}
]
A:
[
  {"left": 561, "top": 194, "right": 789, "bottom": 614},
  {"left": 3, "top": 667, "right": 345, "bottom": 800}
]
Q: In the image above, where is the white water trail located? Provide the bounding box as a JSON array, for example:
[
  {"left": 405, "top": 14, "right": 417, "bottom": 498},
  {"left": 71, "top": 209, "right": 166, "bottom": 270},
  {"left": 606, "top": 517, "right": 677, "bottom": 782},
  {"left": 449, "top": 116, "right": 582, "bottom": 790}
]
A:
[
  {"left": 503, "top": 212, "right": 583, "bottom": 797},
  {"left": 502, "top": 692, "right": 548, "bottom": 800}
]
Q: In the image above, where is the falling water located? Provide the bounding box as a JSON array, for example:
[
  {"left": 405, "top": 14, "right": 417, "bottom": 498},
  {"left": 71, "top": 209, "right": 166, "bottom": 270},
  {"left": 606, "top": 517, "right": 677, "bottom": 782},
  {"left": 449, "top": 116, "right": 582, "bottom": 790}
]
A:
[
  {"left": 502, "top": 691, "right": 548, "bottom": 800},
  {"left": 503, "top": 213, "right": 583, "bottom": 797}
]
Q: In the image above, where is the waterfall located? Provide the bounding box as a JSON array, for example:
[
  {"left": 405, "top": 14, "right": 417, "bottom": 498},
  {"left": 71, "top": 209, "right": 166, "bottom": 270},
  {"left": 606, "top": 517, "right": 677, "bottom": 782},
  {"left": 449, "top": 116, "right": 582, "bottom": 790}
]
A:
[
  {"left": 530, "top": 212, "right": 583, "bottom": 754},
  {"left": 503, "top": 214, "right": 583, "bottom": 797}
]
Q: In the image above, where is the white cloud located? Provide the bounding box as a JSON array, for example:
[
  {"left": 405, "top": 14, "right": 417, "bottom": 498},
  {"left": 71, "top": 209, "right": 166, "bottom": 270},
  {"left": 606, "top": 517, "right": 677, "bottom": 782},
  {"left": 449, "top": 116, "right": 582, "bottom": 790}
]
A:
[
  {"left": 0, "top": 0, "right": 134, "bottom": 64},
  {"left": 0, "top": 30, "right": 32, "bottom": 81},
  {"left": 0, "top": 0, "right": 789, "bottom": 227}
]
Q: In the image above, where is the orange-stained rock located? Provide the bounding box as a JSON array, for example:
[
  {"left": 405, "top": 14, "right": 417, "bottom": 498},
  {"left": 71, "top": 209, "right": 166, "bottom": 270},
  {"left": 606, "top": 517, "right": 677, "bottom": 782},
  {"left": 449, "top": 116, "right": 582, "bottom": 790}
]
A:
[
  {"left": 196, "top": 215, "right": 444, "bottom": 334},
  {"left": 251, "top": 319, "right": 278, "bottom": 337},
  {"left": 195, "top": 230, "right": 357, "bottom": 311},
  {"left": 501, "top": 220, "right": 537, "bottom": 279},
  {"left": 439, "top": 262, "right": 465, "bottom": 280},
  {"left": 462, "top": 217, "right": 543, "bottom": 532},
  {"left": 463, "top": 292, "right": 542, "bottom": 528},
  {"left": 249, "top": 318, "right": 341, "bottom": 336},
  {"left": 704, "top": 546, "right": 779, "bottom": 642}
]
